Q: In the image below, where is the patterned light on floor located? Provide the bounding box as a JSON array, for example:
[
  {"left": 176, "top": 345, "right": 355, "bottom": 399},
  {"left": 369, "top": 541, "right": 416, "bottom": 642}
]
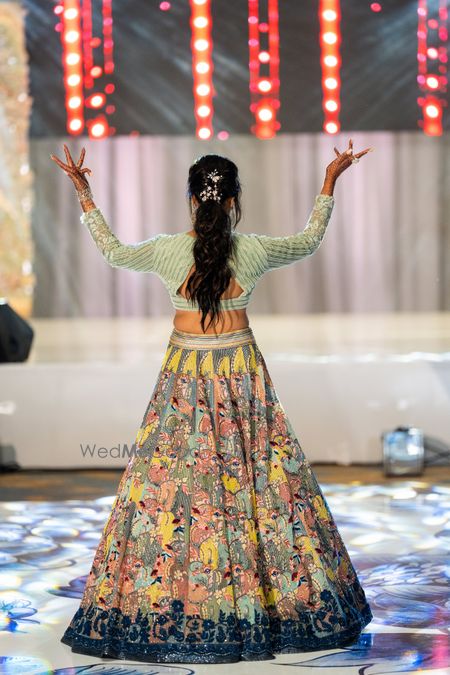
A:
[{"left": 2, "top": 483, "right": 450, "bottom": 669}]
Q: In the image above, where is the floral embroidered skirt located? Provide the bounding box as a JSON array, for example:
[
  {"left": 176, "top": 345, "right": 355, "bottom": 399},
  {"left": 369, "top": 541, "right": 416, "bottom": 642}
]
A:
[{"left": 61, "top": 326, "right": 373, "bottom": 663}]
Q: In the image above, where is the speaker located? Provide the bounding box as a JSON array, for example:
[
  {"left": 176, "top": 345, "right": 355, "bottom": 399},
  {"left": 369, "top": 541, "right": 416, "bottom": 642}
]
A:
[
  {"left": 382, "top": 426, "right": 425, "bottom": 476},
  {"left": 0, "top": 444, "right": 20, "bottom": 472},
  {"left": 0, "top": 298, "right": 34, "bottom": 362}
]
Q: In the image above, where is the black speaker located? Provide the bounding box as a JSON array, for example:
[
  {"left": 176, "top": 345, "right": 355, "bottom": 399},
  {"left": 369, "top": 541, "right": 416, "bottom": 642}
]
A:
[
  {"left": 0, "top": 299, "right": 34, "bottom": 362},
  {"left": 0, "top": 445, "right": 20, "bottom": 472}
]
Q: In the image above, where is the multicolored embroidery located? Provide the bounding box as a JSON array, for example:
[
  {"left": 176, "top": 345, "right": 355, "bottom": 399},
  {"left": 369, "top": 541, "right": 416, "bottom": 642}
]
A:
[{"left": 61, "top": 327, "right": 372, "bottom": 662}]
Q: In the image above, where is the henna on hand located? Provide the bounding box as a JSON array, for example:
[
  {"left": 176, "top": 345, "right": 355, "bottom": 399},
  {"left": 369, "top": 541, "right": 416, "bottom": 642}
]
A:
[
  {"left": 325, "top": 138, "right": 373, "bottom": 183},
  {"left": 50, "top": 144, "right": 95, "bottom": 208}
]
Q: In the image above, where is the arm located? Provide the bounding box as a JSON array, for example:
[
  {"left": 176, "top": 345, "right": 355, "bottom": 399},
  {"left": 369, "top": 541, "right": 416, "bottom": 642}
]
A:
[
  {"left": 80, "top": 206, "right": 164, "bottom": 272},
  {"left": 50, "top": 146, "right": 163, "bottom": 272},
  {"left": 254, "top": 188, "right": 335, "bottom": 271},
  {"left": 251, "top": 138, "right": 374, "bottom": 272}
]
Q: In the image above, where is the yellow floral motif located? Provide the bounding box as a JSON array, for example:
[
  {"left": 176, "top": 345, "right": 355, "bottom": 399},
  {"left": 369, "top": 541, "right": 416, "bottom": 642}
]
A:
[
  {"left": 297, "top": 535, "right": 321, "bottom": 565},
  {"left": 326, "top": 566, "right": 337, "bottom": 582},
  {"left": 128, "top": 481, "right": 143, "bottom": 504},
  {"left": 248, "top": 344, "right": 257, "bottom": 371},
  {"left": 265, "top": 586, "right": 281, "bottom": 606},
  {"left": 161, "top": 345, "right": 173, "bottom": 370},
  {"left": 200, "top": 538, "right": 219, "bottom": 569},
  {"left": 268, "top": 460, "right": 285, "bottom": 482},
  {"left": 221, "top": 474, "right": 240, "bottom": 494},
  {"left": 167, "top": 348, "right": 182, "bottom": 372},
  {"left": 250, "top": 486, "right": 258, "bottom": 513},
  {"left": 150, "top": 456, "right": 172, "bottom": 471},
  {"left": 245, "top": 517, "right": 258, "bottom": 545},
  {"left": 218, "top": 355, "right": 230, "bottom": 377},
  {"left": 182, "top": 350, "right": 197, "bottom": 375},
  {"left": 233, "top": 346, "right": 246, "bottom": 373},
  {"left": 135, "top": 427, "right": 144, "bottom": 446},
  {"left": 135, "top": 424, "right": 151, "bottom": 447},
  {"left": 97, "top": 576, "right": 112, "bottom": 602},
  {"left": 104, "top": 531, "right": 114, "bottom": 557},
  {"left": 157, "top": 510, "right": 177, "bottom": 546},
  {"left": 312, "top": 495, "right": 329, "bottom": 522},
  {"left": 145, "top": 583, "right": 163, "bottom": 605},
  {"left": 200, "top": 350, "right": 214, "bottom": 377}
]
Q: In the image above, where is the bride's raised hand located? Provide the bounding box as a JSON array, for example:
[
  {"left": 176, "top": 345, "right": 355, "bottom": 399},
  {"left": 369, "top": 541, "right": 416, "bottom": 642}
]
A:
[
  {"left": 325, "top": 138, "right": 373, "bottom": 183},
  {"left": 50, "top": 144, "right": 94, "bottom": 203}
]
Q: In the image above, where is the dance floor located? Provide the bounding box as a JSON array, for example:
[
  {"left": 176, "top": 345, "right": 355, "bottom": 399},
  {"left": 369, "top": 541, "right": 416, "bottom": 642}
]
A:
[{"left": 0, "top": 480, "right": 449, "bottom": 674}]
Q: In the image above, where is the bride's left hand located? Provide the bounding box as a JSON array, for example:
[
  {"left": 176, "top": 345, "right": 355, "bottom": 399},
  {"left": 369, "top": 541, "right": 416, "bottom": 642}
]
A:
[{"left": 325, "top": 138, "right": 373, "bottom": 183}]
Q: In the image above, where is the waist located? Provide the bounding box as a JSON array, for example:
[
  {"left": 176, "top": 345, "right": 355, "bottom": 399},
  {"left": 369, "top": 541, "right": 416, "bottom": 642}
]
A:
[{"left": 169, "top": 326, "right": 255, "bottom": 349}]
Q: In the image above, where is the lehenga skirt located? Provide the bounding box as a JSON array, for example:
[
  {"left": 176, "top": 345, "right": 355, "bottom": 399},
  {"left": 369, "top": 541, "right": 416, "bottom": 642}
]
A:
[{"left": 61, "top": 326, "right": 373, "bottom": 663}]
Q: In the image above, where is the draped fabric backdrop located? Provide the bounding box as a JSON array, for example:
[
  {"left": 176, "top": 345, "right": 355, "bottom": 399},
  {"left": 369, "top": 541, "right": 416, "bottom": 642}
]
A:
[
  {"left": 0, "top": 1, "right": 34, "bottom": 317},
  {"left": 31, "top": 131, "right": 450, "bottom": 318}
]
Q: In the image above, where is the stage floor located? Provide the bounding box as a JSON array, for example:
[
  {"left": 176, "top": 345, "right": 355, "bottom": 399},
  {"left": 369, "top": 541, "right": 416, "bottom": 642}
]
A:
[
  {"left": 0, "top": 480, "right": 449, "bottom": 674},
  {"left": 23, "top": 313, "right": 450, "bottom": 364}
]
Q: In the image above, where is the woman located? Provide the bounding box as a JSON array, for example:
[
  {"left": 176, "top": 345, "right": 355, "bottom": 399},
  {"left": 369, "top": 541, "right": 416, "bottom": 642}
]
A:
[{"left": 50, "top": 141, "right": 373, "bottom": 663}]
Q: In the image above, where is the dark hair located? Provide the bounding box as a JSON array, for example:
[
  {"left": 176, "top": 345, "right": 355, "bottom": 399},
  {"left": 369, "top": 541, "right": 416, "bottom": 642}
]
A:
[{"left": 185, "top": 154, "right": 242, "bottom": 333}]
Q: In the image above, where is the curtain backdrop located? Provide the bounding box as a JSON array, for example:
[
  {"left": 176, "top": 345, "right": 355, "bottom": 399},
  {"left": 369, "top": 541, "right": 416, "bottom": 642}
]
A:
[
  {"left": 30, "top": 131, "right": 450, "bottom": 318},
  {"left": 0, "top": 1, "right": 34, "bottom": 317}
]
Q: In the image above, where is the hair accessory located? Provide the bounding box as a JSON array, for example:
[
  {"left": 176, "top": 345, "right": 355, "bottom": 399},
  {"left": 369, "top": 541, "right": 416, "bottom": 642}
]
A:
[{"left": 199, "top": 169, "right": 222, "bottom": 203}]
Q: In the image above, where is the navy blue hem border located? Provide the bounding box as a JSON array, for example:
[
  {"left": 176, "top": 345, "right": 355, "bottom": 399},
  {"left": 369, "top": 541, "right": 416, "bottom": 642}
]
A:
[{"left": 61, "top": 604, "right": 373, "bottom": 664}]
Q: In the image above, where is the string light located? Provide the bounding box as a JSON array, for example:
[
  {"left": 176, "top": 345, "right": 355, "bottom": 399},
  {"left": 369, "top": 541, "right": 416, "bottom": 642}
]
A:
[
  {"left": 190, "top": 0, "right": 214, "bottom": 139},
  {"left": 102, "top": 0, "right": 114, "bottom": 76},
  {"left": 248, "top": 0, "right": 280, "bottom": 139},
  {"left": 89, "top": 117, "right": 107, "bottom": 137},
  {"left": 55, "top": 1, "right": 115, "bottom": 138},
  {"left": 80, "top": 0, "right": 93, "bottom": 89},
  {"left": 319, "top": 0, "right": 341, "bottom": 135},
  {"left": 417, "top": 0, "right": 448, "bottom": 135},
  {"left": 60, "top": 1, "right": 84, "bottom": 135}
]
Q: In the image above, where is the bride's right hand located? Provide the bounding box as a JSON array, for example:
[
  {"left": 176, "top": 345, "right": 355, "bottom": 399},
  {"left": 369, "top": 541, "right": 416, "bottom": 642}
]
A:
[{"left": 50, "top": 144, "right": 93, "bottom": 195}]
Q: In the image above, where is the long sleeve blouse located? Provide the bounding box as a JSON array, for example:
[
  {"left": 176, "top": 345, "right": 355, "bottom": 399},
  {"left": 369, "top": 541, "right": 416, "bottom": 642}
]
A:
[{"left": 80, "top": 193, "right": 335, "bottom": 310}]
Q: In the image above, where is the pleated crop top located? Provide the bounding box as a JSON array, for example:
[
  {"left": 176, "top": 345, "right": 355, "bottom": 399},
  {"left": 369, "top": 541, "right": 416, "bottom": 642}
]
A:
[{"left": 80, "top": 193, "right": 335, "bottom": 311}]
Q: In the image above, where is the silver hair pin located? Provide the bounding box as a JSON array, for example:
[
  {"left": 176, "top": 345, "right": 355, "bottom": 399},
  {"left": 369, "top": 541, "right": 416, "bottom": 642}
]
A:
[{"left": 199, "top": 169, "right": 222, "bottom": 203}]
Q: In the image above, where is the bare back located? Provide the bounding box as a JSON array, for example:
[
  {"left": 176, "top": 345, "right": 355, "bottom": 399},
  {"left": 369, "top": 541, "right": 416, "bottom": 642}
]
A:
[{"left": 173, "top": 232, "right": 249, "bottom": 335}]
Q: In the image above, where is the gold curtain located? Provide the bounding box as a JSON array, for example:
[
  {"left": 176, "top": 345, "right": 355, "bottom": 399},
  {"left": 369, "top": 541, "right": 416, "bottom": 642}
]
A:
[{"left": 0, "top": 2, "right": 35, "bottom": 317}]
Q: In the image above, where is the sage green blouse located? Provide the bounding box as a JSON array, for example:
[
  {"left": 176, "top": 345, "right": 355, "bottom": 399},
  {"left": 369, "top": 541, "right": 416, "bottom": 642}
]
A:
[{"left": 80, "top": 193, "right": 335, "bottom": 311}]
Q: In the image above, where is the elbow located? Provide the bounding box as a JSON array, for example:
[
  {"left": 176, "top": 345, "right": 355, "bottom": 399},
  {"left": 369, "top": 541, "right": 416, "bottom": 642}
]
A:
[
  {"left": 102, "top": 244, "right": 126, "bottom": 268},
  {"left": 306, "top": 235, "right": 325, "bottom": 256}
]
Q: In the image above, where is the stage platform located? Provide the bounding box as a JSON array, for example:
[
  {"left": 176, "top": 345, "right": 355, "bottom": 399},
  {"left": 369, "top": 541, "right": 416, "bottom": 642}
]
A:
[{"left": 1, "top": 313, "right": 449, "bottom": 469}]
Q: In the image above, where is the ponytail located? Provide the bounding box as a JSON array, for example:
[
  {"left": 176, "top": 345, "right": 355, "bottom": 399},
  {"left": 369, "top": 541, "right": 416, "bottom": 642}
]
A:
[
  {"left": 185, "top": 155, "right": 242, "bottom": 333},
  {"left": 185, "top": 200, "right": 237, "bottom": 333}
]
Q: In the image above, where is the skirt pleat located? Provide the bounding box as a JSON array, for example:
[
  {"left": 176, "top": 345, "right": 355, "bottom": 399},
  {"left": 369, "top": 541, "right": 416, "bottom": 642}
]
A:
[{"left": 61, "top": 326, "right": 373, "bottom": 663}]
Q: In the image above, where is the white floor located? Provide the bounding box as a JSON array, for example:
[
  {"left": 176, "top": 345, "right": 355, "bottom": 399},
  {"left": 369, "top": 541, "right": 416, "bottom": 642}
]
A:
[
  {"left": 0, "top": 481, "right": 449, "bottom": 673},
  {"left": 1, "top": 313, "right": 450, "bottom": 468}
]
